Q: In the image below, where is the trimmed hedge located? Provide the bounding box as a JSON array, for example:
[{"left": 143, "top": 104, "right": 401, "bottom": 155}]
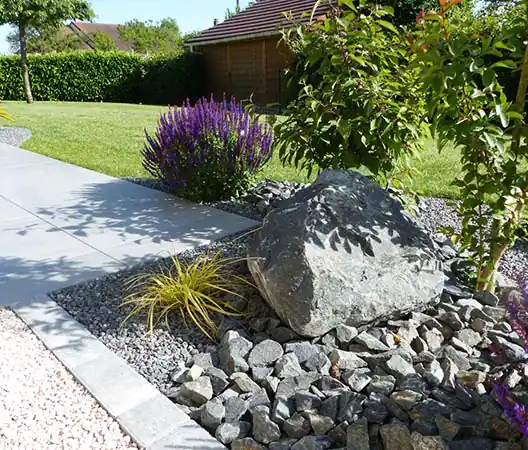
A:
[{"left": 0, "top": 51, "right": 206, "bottom": 105}]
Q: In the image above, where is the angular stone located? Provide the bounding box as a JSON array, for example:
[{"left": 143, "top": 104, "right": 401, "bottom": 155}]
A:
[
  {"left": 217, "top": 387, "right": 241, "bottom": 403},
  {"left": 386, "top": 397, "right": 410, "bottom": 422},
  {"left": 364, "top": 393, "right": 389, "bottom": 424},
  {"left": 454, "top": 383, "right": 475, "bottom": 409},
  {"left": 319, "top": 375, "right": 348, "bottom": 392},
  {"left": 410, "top": 432, "right": 448, "bottom": 450},
  {"left": 219, "top": 331, "right": 253, "bottom": 374},
  {"left": 470, "top": 317, "right": 493, "bottom": 334},
  {"left": 434, "top": 415, "right": 460, "bottom": 441},
  {"left": 354, "top": 331, "right": 390, "bottom": 352},
  {"left": 305, "top": 352, "right": 331, "bottom": 375},
  {"left": 247, "top": 170, "right": 444, "bottom": 337},
  {"left": 232, "top": 438, "right": 268, "bottom": 450},
  {"left": 385, "top": 354, "right": 415, "bottom": 380},
  {"left": 295, "top": 391, "right": 322, "bottom": 412},
  {"left": 283, "top": 412, "right": 311, "bottom": 438},
  {"left": 453, "top": 329, "right": 481, "bottom": 348},
  {"left": 491, "top": 336, "right": 527, "bottom": 363},
  {"left": 397, "top": 374, "right": 428, "bottom": 394},
  {"left": 431, "top": 389, "right": 466, "bottom": 410},
  {"left": 246, "top": 389, "right": 272, "bottom": 410},
  {"left": 232, "top": 372, "right": 262, "bottom": 393},
  {"left": 269, "top": 439, "right": 298, "bottom": 450},
  {"left": 411, "top": 336, "right": 429, "bottom": 354},
  {"left": 248, "top": 339, "right": 284, "bottom": 368},
  {"left": 276, "top": 373, "right": 322, "bottom": 400},
  {"left": 442, "top": 347, "right": 470, "bottom": 372},
  {"left": 271, "top": 397, "right": 295, "bottom": 425},
  {"left": 410, "top": 399, "right": 453, "bottom": 420},
  {"left": 275, "top": 353, "right": 304, "bottom": 378},
  {"left": 423, "top": 360, "right": 444, "bottom": 387},
  {"left": 269, "top": 327, "right": 300, "bottom": 344},
  {"left": 448, "top": 438, "right": 494, "bottom": 450},
  {"left": 380, "top": 421, "right": 412, "bottom": 450},
  {"left": 215, "top": 421, "right": 252, "bottom": 445},
  {"left": 193, "top": 351, "right": 217, "bottom": 370},
  {"left": 321, "top": 395, "right": 339, "bottom": 422},
  {"left": 450, "top": 337, "right": 473, "bottom": 355},
  {"left": 179, "top": 376, "right": 213, "bottom": 406},
  {"left": 338, "top": 391, "right": 367, "bottom": 422},
  {"left": 391, "top": 390, "right": 422, "bottom": 411},
  {"left": 336, "top": 324, "right": 358, "bottom": 344},
  {"left": 367, "top": 374, "right": 396, "bottom": 396},
  {"left": 205, "top": 367, "right": 230, "bottom": 395},
  {"left": 347, "top": 417, "right": 370, "bottom": 450},
  {"left": 451, "top": 408, "right": 484, "bottom": 426},
  {"left": 474, "top": 291, "right": 499, "bottom": 307},
  {"left": 263, "top": 376, "right": 280, "bottom": 396},
  {"left": 444, "top": 283, "right": 472, "bottom": 299},
  {"left": 251, "top": 405, "right": 281, "bottom": 444},
  {"left": 410, "top": 419, "right": 438, "bottom": 436},
  {"left": 284, "top": 341, "right": 321, "bottom": 364},
  {"left": 225, "top": 396, "right": 248, "bottom": 422},
  {"left": 329, "top": 349, "right": 368, "bottom": 371},
  {"left": 252, "top": 367, "right": 274, "bottom": 382},
  {"left": 291, "top": 436, "right": 333, "bottom": 450},
  {"left": 304, "top": 410, "right": 335, "bottom": 435},
  {"left": 342, "top": 368, "right": 372, "bottom": 392},
  {"left": 327, "top": 423, "right": 348, "bottom": 448},
  {"left": 437, "top": 312, "right": 464, "bottom": 331},
  {"left": 423, "top": 328, "right": 444, "bottom": 352},
  {"left": 201, "top": 398, "right": 226, "bottom": 430}
]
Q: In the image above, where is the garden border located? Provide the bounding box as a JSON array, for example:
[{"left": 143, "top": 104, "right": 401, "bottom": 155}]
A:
[{"left": 10, "top": 294, "right": 226, "bottom": 450}]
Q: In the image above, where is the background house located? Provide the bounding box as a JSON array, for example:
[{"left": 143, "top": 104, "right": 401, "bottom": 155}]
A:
[
  {"left": 186, "top": 0, "right": 331, "bottom": 106},
  {"left": 68, "top": 22, "right": 133, "bottom": 51}
]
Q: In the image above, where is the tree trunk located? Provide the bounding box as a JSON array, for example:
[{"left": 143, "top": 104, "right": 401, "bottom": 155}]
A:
[{"left": 18, "top": 21, "right": 33, "bottom": 104}]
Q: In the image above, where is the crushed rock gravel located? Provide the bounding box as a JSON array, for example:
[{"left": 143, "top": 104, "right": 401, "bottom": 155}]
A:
[
  {"left": 0, "top": 308, "right": 139, "bottom": 450},
  {"left": 0, "top": 127, "right": 32, "bottom": 147}
]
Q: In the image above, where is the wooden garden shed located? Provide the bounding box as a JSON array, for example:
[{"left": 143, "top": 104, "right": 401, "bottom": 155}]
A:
[{"left": 186, "top": 0, "right": 331, "bottom": 106}]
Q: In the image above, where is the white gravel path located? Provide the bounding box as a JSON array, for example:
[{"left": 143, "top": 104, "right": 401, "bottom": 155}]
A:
[{"left": 0, "top": 308, "right": 140, "bottom": 450}]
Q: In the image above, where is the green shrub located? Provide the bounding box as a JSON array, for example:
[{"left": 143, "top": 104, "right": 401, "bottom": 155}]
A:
[{"left": 0, "top": 51, "right": 206, "bottom": 104}]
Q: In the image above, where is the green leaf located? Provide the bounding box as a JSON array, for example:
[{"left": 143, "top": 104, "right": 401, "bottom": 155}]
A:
[
  {"left": 491, "top": 60, "right": 517, "bottom": 70},
  {"left": 336, "top": 118, "right": 352, "bottom": 140},
  {"left": 482, "top": 69, "right": 496, "bottom": 89},
  {"left": 508, "top": 111, "right": 525, "bottom": 120},
  {"left": 494, "top": 41, "right": 516, "bottom": 52},
  {"left": 495, "top": 104, "right": 509, "bottom": 128},
  {"left": 377, "top": 20, "right": 398, "bottom": 34}
]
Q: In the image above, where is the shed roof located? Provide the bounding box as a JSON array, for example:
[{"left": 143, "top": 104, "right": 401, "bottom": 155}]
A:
[
  {"left": 68, "top": 22, "right": 133, "bottom": 51},
  {"left": 186, "top": 0, "right": 332, "bottom": 46}
]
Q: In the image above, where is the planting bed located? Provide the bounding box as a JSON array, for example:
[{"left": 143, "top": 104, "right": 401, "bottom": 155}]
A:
[{"left": 51, "top": 181, "right": 528, "bottom": 450}]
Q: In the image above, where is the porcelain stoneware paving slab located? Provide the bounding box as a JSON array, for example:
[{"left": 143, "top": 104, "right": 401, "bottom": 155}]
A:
[{"left": 0, "top": 142, "right": 258, "bottom": 304}]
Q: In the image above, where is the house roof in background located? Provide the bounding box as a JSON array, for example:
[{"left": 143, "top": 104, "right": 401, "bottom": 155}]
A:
[
  {"left": 186, "top": 0, "right": 333, "bottom": 46},
  {"left": 68, "top": 22, "right": 133, "bottom": 51}
]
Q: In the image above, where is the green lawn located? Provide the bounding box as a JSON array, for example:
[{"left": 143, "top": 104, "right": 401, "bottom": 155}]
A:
[{"left": 2, "top": 101, "right": 462, "bottom": 199}]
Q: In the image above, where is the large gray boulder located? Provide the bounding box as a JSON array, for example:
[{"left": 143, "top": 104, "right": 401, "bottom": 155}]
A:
[{"left": 247, "top": 170, "right": 444, "bottom": 338}]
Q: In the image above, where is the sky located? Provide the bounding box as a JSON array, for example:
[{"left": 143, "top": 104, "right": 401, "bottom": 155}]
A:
[{"left": 0, "top": 0, "right": 251, "bottom": 54}]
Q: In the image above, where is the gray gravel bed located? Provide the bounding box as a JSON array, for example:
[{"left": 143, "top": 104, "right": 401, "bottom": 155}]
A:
[
  {"left": 0, "top": 308, "right": 138, "bottom": 450},
  {"left": 0, "top": 126, "right": 32, "bottom": 147},
  {"left": 50, "top": 230, "right": 258, "bottom": 396}
]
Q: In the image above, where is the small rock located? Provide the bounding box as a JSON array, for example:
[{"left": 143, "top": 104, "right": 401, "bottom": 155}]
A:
[
  {"left": 504, "top": 369, "right": 523, "bottom": 389},
  {"left": 194, "top": 352, "right": 217, "bottom": 369},
  {"left": 232, "top": 372, "right": 262, "bottom": 393},
  {"left": 453, "top": 329, "right": 481, "bottom": 347},
  {"left": 454, "top": 383, "right": 475, "bottom": 409},
  {"left": 327, "top": 423, "right": 348, "bottom": 447},
  {"left": 386, "top": 397, "right": 410, "bottom": 422},
  {"left": 354, "top": 331, "right": 390, "bottom": 352},
  {"left": 249, "top": 339, "right": 284, "bottom": 368},
  {"left": 434, "top": 415, "right": 460, "bottom": 441},
  {"left": 411, "top": 336, "right": 429, "bottom": 354},
  {"left": 322, "top": 331, "right": 338, "bottom": 348},
  {"left": 321, "top": 395, "right": 339, "bottom": 422},
  {"left": 295, "top": 391, "right": 322, "bottom": 412},
  {"left": 251, "top": 405, "right": 281, "bottom": 444},
  {"left": 423, "top": 329, "right": 445, "bottom": 352},
  {"left": 246, "top": 390, "right": 272, "bottom": 410},
  {"left": 319, "top": 375, "right": 348, "bottom": 392},
  {"left": 205, "top": 367, "right": 230, "bottom": 395},
  {"left": 470, "top": 317, "right": 493, "bottom": 333},
  {"left": 225, "top": 396, "right": 248, "bottom": 422},
  {"left": 263, "top": 376, "right": 281, "bottom": 396},
  {"left": 252, "top": 367, "right": 274, "bottom": 382},
  {"left": 444, "top": 283, "right": 472, "bottom": 299},
  {"left": 391, "top": 390, "right": 422, "bottom": 411},
  {"left": 335, "top": 324, "right": 358, "bottom": 344},
  {"left": 380, "top": 420, "right": 412, "bottom": 450},
  {"left": 367, "top": 374, "right": 396, "bottom": 396},
  {"left": 283, "top": 412, "right": 311, "bottom": 438},
  {"left": 397, "top": 374, "right": 428, "bottom": 394},
  {"left": 410, "top": 419, "right": 438, "bottom": 436},
  {"left": 179, "top": 376, "right": 214, "bottom": 406},
  {"left": 284, "top": 342, "right": 320, "bottom": 363},
  {"left": 410, "top": 399, "right": 453, "bottom": 420},
  {"left": 276, "top": 373, "right": 322, "bottom": 399},
  {"left": 342, "top": 368, "right": 372, "bottom": 392},
  {"left": 338, "top": 391, "right": 367, "bottom": 422},
  {"left": 217, "top": 387, "right": 241, "bottom": 403},
  {"left": 423, "top": 360, "right": 444, "bottom": 387},
  {"left": 275, "top": 353, "right": 304, "bottom": 378},
  {"left": 269, "top": 327, "right": 300, "bottom": 344},
  {"left": 474, "top": 291, "right": 499, "bottom": 307},
  {"left": 329, "top": 349, "right": 368, "bottom": 370},
  {"left": 437, "top": 312, "right": 464, "bottom": 331},
  {"left": 346, "top": 417, "right": 370, "bottom": 450},
  {"left": 451, "top": 408, "right": 483, "bottom": 426},
  {"left": 491, "top": 336, "right": 527, "bottom": 363},
  {"left": 410, "top": 432, "right": 448, "bottom": 450},
  {"left": 290, "top": 436, "right": 332, "bottom": 450},
  {"left": 442, "top": 346, "right": 470, "bottom": 372},
  {"left": 170, "top": 365, "right": 189, "bottom": 384},
  {"left": 219, "top": 331, "right": 254, "bottom": 374},
  {"left": 271, "top": 397, "right": 294, "bottom": 426},
  {"left": 364, "top": 393, "right": 389, "bottom": 424},
  {"left": 385, "top": 354, "right": 415, "bottom": 380},
  {"left": 269, "top": 439, "right": 298, "bottom": 450},
  {"left": 215, "top": 421, "right": 252, "bottom": 445},
  {"left": 448, "top": 438, "right": 494, "bottom": 450},
  {"left": 201, "top": 399, "right": 226, "bottom": 430},
  {"left": 305, "top": 352, "right": 331, "bottom": 375},
  {"left": 304, "top": 410, "right": 335, "bottom": 435},
  {"left": 483, "top": 305, "right": 506, "bottom": 321},
  {"left": 232, "top": 438, "right": 268, "bottom": 450}
]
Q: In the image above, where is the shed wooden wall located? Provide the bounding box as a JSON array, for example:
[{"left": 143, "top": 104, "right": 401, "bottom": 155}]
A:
[{"left": 197, "top": 37, "right": 292, "bottom": 105}]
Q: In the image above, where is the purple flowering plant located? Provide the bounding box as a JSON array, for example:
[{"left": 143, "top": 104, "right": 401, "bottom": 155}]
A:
[
  {"left": 143, "top": 95, "right": 273, "bottom": 202},
  {"left": 492, "top": 280, "right": 528, "bottom": 438}
]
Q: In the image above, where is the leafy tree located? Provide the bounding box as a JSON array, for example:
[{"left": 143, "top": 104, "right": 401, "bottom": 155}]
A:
[
  {"left": 412, "top": 0, "right": 528, "bottom": 291},
  {"left": 0, "top": 0, "right": 93, "bottom": 103},
  {"left": 273, "top": 0, "right": 427, "bottom": 190},
  {"left": 87, "top": 30, "right": 118, "bottom": 51},
  {"left": 118, "top": 18, "right": 183, "bottom": 55},
  {"left": 225, "top": 1, "right": 255, "bottom": 19},
  {"left": 7, "top": 26, "right": 85, "bottom": 54}
]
